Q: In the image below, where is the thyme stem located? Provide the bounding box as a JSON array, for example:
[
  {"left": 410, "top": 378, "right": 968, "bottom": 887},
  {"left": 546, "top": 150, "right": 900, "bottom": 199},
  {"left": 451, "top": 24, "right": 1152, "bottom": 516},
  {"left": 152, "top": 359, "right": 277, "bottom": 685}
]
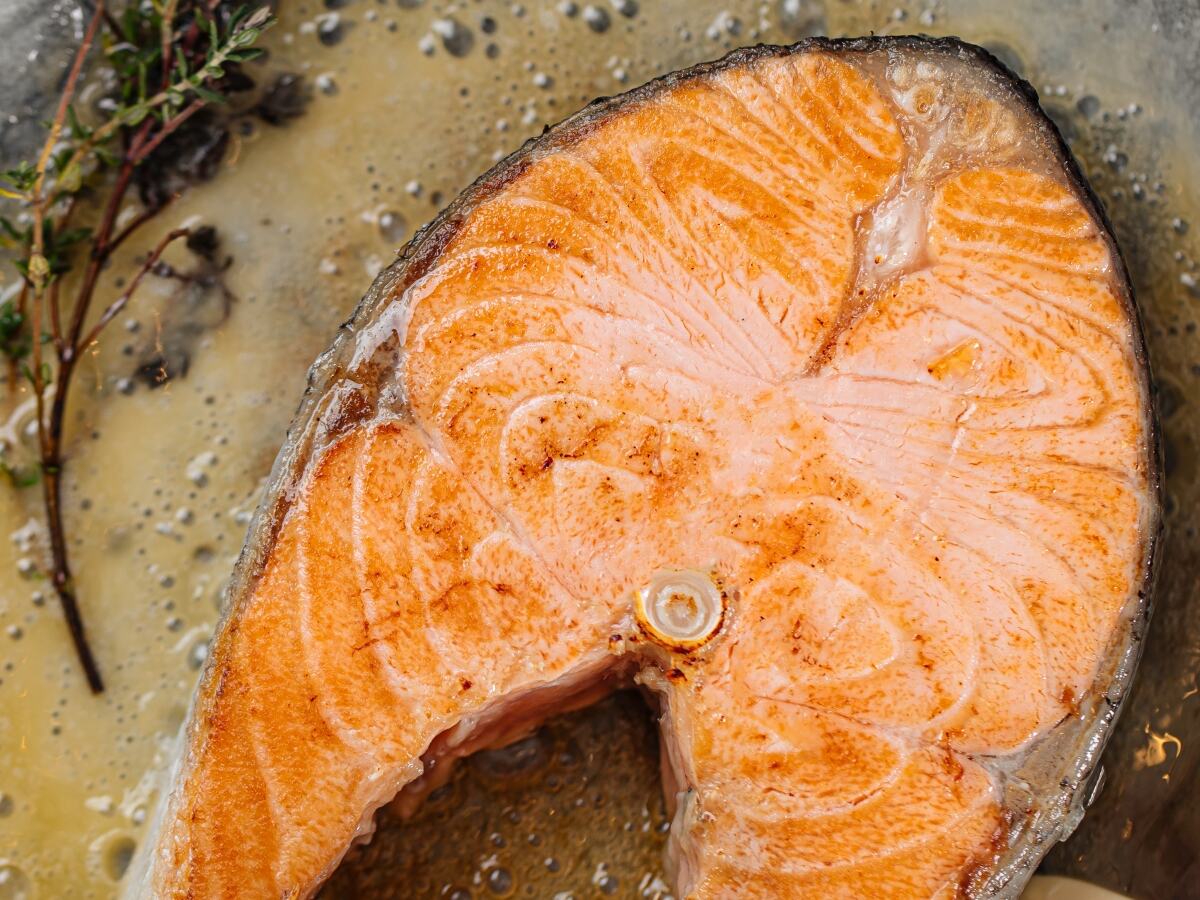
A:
[
  {"left": 81, "top": 228, "right": 189, "bottom": 351},
  {"left": 25, "top": 1, "right": 107, "bottom": 693},
  {"left": 0, "top": 0, "right": 274, "bottom": 693}
]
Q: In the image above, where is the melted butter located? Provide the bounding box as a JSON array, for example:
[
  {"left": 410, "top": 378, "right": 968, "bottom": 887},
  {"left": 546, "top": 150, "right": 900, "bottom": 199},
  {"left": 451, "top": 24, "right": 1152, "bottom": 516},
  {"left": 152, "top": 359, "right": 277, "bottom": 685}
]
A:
[{"left": 0, "top": 1, "right": 1193, "bottom": 898}]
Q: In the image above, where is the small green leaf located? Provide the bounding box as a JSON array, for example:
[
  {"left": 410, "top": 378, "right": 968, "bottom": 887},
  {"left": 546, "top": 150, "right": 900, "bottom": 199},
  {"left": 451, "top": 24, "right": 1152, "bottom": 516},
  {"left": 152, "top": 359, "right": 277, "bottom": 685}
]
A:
[
  {"left": 244, "top": 7, "right": 274, "bottom": 31},
  {"left": 192, "top": 84, "right": 225, "bottom": 105},
  {"left": 54, "top": 227, "right": 92, "bottom": 247},
  {"left": 0, "top": 299, "right": 29, "bottom": 361},
  {"left": 57, "top": 161, "right": 82, "bottom": 194},
  {"left": 1, "top": 161, "right": 37, "bottom": 193},
  {"left": 0, "top": 216, "right": 27, "bottom": 243},
  {"left": 66, "top": 104, "right": 91, "bottom": 141},
  {"left": 120, "top": 7, "right": 138, "bottom": 41},
  {"left": 0, "top": 460, "right": 40, "bottom": 489},
  {"left": 226, "top": 47, "right": 264, "bottom": 63},
  {"left": 124, "top": 104, "right": 150, "bottom": 126},
  {"left": 228, "top": 5, "right": 251, "bottom": 31}
]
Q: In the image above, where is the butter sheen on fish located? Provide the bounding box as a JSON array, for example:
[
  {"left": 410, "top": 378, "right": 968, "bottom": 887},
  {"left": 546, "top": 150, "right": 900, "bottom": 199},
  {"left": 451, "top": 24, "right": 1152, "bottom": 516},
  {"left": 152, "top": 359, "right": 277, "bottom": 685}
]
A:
[{"left": 129, "top": 36, "right": 1158, "bottom": 899}]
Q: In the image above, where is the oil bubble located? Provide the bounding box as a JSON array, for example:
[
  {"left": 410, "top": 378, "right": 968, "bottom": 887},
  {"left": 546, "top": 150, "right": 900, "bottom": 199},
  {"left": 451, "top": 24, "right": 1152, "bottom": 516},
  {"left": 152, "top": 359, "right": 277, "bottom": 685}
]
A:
[
  {"left": 187, "top": 639, "right": 209, "bottom": 670},
  {"left": 1076, "top": 94, "right": 1101, "bottom": 119},
  {"left": 378, "top": 210, "right": 408, "bottom": 243},
  {"left": 583, "top": 5, "right": 611, "bottom": 33},
  {"left": 981, "top": 41, "right": 1026, "bottom": 77},
  {"left": 432, "top": 18, "right": 475, "bottom": 57},
  {"left": 487, "top": 867, "right": 514, "bottom": 894},
  {"left": 316, "top": 14, "right": 344, "bottom": 47},
  {"left": 778, "top": 0, "right": 824, "bottom": 38},
  {"left": 471, "top": 732, "right": 547, "bottom": 780},
  {"left": 101, "top": 834, "right": 137, "bottom": 881},
  {"left": 0, "top": 864, "right": 31, "bottom": 900}
]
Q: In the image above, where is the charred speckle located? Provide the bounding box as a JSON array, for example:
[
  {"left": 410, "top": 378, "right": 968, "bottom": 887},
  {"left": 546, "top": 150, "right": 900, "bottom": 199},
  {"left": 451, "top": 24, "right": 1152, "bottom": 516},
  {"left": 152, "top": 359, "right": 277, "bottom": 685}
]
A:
[
  {"left": 256, "top": 74, "right": 312, "bottom": 126},
  {"left": 136, "top": 352, "right": 189, "bottom": 389},
  {"left": 129, "top": 236, "right": 239, "bottom": 393},
  {"left": 186, "top": 225, "right": 221, "bottom": 263},
  {"left": 460, "top": 678, "right": 473, "bottom": 692},
  {"left": 135, "top": 109, "right": 230, "bottom": 210}
]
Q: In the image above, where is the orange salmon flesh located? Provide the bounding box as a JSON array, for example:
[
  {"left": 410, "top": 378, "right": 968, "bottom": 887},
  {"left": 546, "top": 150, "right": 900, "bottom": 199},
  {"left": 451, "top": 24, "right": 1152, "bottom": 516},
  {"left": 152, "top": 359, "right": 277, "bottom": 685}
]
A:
[{"left": 130, "top": 36, "right": 1158, "bottom": 900}]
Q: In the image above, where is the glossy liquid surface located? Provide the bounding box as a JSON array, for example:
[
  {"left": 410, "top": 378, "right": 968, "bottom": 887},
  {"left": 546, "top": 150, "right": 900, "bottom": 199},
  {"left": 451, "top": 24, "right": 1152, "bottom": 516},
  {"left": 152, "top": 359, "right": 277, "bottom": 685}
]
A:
[{"left": 0, "top": 1, "right": 1196, "bottom": 897}]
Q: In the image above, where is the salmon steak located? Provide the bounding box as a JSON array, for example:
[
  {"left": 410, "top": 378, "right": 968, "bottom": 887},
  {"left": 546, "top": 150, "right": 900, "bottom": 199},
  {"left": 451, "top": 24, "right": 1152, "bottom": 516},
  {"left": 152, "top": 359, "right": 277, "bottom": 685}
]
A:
[{"left": 131, "top": 36, "right": 1159, "bottom": 899}]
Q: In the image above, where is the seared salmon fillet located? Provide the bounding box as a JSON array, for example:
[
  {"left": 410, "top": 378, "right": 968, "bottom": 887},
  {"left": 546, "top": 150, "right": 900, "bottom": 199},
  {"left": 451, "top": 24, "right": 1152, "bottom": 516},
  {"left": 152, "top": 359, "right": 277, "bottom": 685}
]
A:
[{"left": 131, "top": 36, "right": 1158, "bottom": 899}]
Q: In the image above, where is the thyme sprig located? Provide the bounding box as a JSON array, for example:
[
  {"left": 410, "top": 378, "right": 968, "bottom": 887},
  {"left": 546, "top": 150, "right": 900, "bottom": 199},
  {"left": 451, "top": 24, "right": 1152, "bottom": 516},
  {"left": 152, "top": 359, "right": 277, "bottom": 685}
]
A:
[{"left": 0, "top": 0, "right": 274, "bottom": 693}]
